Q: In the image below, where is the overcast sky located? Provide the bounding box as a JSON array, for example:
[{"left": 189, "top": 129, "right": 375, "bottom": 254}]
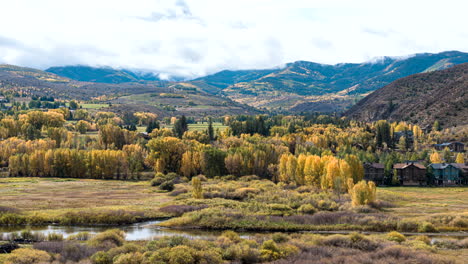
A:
[{"left": 0, "top": 0, "right": 467, "bottom": 79}]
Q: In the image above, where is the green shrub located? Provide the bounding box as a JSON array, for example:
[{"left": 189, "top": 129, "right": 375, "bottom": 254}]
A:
[
  {"left": 5, "top": 248, "right": 51, "bottom": 264},
  {"left": 151, "top": 177, "right": 166, "bottom": 187},
  {"left": 297, "top": 204, "right": 317, "bottom": 215},
  {"left": 91, "top": 251, "right": 112, "bottom": 264},
  {"left": 160, "top": 181, "right": 175, "bottom": 191},
  {"left": 114, "top": 252, "right": 144, "bottom": 264},
  {"left": 108, "top": 243, "right": 143, "bottom": 259},
  {"left": 146, "top": 236, "right": 189, "bottom": 251},
  {"left": 221, "top": 230, "right": 241, "bottom": 243},
  {"left": 260, "top": 240, "right": 281, "bottom": 261},
  {"left": 167, "top": 245, "right": 197, "bottom": 264},
  {"left": 166, "top": 172, "right": 179, "bottom": 181},
  {"left": 418, "top": 221, "right": 437, "bottom": 233},
  {"left": 272, "top": 233, "right": 289, "bottom": 243},
  {"left": 397, "top": 221, "right": 419, "bottom": 232},
  {"left": 413, "top": 235, "right": 431, "bottom": 245},
  {"left": 88, "top": 229, "right": 125, "bottom": 247},
  {"left": 349, "top": 232, "right": 364, "bottom": 243},
  {"left": 386, "top": 231, "right": 406, "bottom": 243}
]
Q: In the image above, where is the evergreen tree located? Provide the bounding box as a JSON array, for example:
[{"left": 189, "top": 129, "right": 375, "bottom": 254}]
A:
[
  {"left": 173, "top": 115, "right": 188, "bottom": 138},
  {"left": 207, "top": 118, "right": 214, "bottom": 141}
]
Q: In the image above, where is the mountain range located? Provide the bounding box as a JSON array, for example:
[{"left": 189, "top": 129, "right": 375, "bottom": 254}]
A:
[
  {"left": 45, "top": 51, "right": 468, "bottom": 112},
  {"left": 1, "top": 50, "right": 467, "bottom": 125}
]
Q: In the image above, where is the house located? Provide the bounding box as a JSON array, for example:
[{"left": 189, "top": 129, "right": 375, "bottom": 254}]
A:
[
  {"left": 429, "top": 163, "right": 462, "bottom": 186},
  {"left": 452, "top": 163, "right": 468, "bottom": 185},
  {"left": 363, "top": 163, "right": 385, "bottom": 185},
  {"left": 433, "top": 142, "right": 465, "bottom": 152},
  {"left": 393, "top": 162, "right": 427, "bottom": 186}
]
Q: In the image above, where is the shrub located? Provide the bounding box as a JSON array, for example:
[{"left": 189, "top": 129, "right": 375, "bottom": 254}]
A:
[
  {"left": 397, "top": 220, "right": 419, "bottom": 232},
  {"left": 151, "top": 177, "right": 165, "bottom": 187},
  {"left": 418, "top": 221, "right": 437, "bottom": 233},
  {"left": 4, "top": 248, "right": 51, "bottom": 264},
  {"left": 88, "top": 229, "right": 125, "bottom": 248},
  {"left": 297, "top": 204, "right": 317, "bottom": 215},
  {"left": 107, "top": 243, "right": 143, "bottom": 259},
  {"left": 221, "top": 230, "right": 241, "bottom": 243},
  {"left": 166, "top": 172, "right": 179, "bottom": 181},
  {"left": 260, "top": 240, "right": 281, "bottom": 261},
  {"left": 160, "top": 181, "right": 175, "bottom": 191},
  {"left": 272, "top": 233, "right": 289, "bottom": 243},
  {"left": 268, "top": 204, "right": 293, "bottom": 215},
  {"left": 146, "top": 236, "right": 189, "bottom": 251},
  {"left": 114, "top": 252, "right": 144, "bottom": 264},
  {"left": 167, "top": 245, "right": 197, "bottom": 264},
  {"left": 197, "top": 249, "right": 223, "bottom": 264},
  {"left": 91, "top": 251, "right": 112, "bottom": 264},
  {"left": 386, "top": 231, "right": 406, "bottom": 243},
  {"left": 413, "top": 235, "right": 431, "bottom": 245},
  {"left": 192, "top": 177, "right": 203, "bottom": 199},
  {"left": 451, "top": 216, "right": 468, "bottom": 228},
  {"left": 230, "top": 243, "right": 261, "bottom": 263},
  {"left": 34, "top": 241, "right": 97, "bottom": 262}
]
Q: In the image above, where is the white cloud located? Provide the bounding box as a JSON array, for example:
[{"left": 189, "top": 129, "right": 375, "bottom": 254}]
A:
[{"left": 0, "top": 0, "right": 467, "bottom": 79}]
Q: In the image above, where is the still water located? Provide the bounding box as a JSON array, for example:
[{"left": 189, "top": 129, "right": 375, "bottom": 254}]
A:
[
  {"left": 0, "top": 220, "right": 227, "bottom": 241},
  {"left": 1, "top": 220, "right": 467, "bottom": 241}
]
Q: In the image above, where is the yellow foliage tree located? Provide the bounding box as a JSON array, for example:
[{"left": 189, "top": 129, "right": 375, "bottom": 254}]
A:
[
  {"left": 349, "top": 180, "right": 377, "bottom": 207},
  {"left": 455, "top": 153, "right": 465, "bottom": 164},
  {"left": 430, "top": 152, "right": 442, "bottom": 163}
]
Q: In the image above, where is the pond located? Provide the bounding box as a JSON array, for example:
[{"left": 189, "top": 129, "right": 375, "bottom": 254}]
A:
[
  {"left": 1, "top": 220, "right": 467, "bottom": 241},
  {"left": 0, "top": 220, "right": 227, "bottom": 241}
]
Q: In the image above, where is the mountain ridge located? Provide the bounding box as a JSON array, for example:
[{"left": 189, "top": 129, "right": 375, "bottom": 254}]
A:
[{"left": 344, "top": 62, "right": 468, "bottom": 127}]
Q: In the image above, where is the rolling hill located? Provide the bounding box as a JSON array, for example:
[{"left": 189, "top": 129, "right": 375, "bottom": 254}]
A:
[
  {"left": 345, "top": 63, "right": 468, "bottom": 128},
  {"left": 0, "top": 64, "right": 259, "bottom": 117}
]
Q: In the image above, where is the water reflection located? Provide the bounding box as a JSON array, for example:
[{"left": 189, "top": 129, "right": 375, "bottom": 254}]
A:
[{"left": 0, "top": 220, "right": 225, "bottom": 241}]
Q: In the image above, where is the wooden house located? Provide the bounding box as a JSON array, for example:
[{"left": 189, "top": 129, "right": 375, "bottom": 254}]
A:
[
  {"left": 393, "top": 162, "right": 427, "bottom": 186},
  {"left": 363, "top": 163, "right": 385, "bottom": 185},
  {"left": 429, "top": 163, "right": 462, "bottom": 186},
  {"left": 433, "top": 142, "right": 465, "bottom": 152},
  {"left": 452, "top": 163, "right": 468, "bottom": 185}
]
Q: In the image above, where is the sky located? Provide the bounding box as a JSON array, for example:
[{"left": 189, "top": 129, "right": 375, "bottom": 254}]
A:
[{"left": 0, "top": 0, "right": 467, "bottom": 79}]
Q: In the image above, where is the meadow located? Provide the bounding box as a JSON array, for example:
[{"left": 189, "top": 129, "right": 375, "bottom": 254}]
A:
[
  {"left": 0, "top": 178, "right": 173, "bottom": 225},
  {"left": 1, "top": 177, "right": 466, "bottom": 233}
]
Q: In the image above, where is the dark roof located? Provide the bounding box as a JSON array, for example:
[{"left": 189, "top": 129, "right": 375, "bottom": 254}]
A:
[
  {"left": 429, "top": 163, "right": 458, "bottom": 170},
  {"left": 451, "top": 163, "right": 468, "bottom": 170},
  {"left": 394, "top": 162, "right": 426, "bottom": 170},
  {"left": 364, "top": 163, "right": 384, "bottom": 169}
]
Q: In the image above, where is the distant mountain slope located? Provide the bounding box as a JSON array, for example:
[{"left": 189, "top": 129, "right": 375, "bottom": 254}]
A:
[
  {"left": 0, "top": 64, "right": 259, "bottom": 117},
  {"left": 46, "top": 65, "right": 161, "bottom": 83},
  {"left": 191, "top": 51, "right": 468, "bottom": 112},
  {"left": 191, "top": 69, "right": 277, "bottom": 92},
  {"left": 345, "top": 63, "right": 468, "bottom": 128}
]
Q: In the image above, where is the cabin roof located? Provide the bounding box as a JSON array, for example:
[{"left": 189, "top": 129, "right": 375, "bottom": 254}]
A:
[{"left": 394, "top": 163, "right": 426, "bottom": 169}]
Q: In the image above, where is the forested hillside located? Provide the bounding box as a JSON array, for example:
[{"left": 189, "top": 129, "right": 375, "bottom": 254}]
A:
[{"left": 345, "top": 63, "right": 468, "bottom": 127}]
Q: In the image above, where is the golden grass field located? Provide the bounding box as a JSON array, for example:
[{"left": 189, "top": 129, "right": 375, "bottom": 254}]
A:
[
  {"left": 0, "top": 177, "right": 173, "bottom": 220},
  {"left": 378, "top": 187, "right": 468, "bottom": 221}
]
